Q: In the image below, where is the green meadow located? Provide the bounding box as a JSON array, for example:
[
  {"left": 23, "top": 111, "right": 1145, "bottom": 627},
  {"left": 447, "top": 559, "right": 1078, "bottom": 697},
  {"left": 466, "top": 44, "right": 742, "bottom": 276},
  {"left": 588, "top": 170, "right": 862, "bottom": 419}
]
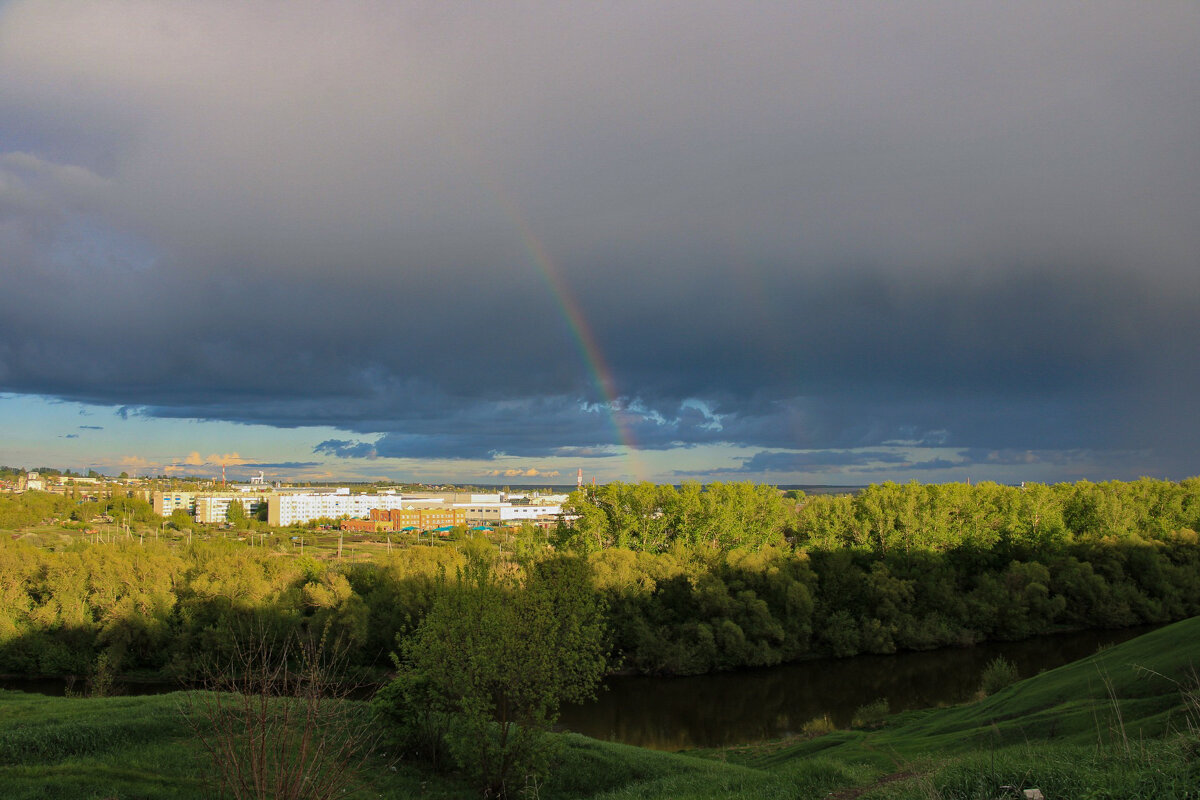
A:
[{"left": 2, "top": 616, "right": 1198, "bottom": 800}]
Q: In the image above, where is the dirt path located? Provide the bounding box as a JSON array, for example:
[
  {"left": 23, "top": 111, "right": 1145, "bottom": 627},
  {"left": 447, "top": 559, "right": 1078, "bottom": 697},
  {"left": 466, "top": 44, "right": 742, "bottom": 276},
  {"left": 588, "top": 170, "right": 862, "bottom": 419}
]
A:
[
  {"left": 827, "top": 769, "right": 918, "bottom": 799},
  {"left": 827, "top": 735, "right": 920, "bottom": 799}
]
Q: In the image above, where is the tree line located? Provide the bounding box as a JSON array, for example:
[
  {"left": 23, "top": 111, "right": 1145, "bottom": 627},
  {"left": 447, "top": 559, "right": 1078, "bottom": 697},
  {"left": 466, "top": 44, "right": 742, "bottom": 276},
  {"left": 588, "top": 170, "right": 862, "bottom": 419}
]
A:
[
  {"left": 0, "top": 490, "right": 160, "bottom": 530},
  {"left": 1, "top": 478, "right": 1199, "bottom": 681}
]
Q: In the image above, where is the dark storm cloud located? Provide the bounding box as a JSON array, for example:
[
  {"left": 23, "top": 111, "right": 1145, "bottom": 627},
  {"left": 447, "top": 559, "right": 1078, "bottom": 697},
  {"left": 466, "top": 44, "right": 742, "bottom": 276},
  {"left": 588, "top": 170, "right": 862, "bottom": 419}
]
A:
[
  {"left": 1, "top": 2, "right": 1199, "bottom": 479},
  {"left": 336, "top": 398, "right": 725, "bottom": 460},
  {"left": 696, "top": 446, "right": 1148, "bottom": 480},
  {"left": 737, "top": 451, "right": 912, "bottom": 472},
  {"left": 700, "top": 449, "right": 963, "bottom": 476},
  {"left": 314, "top": 440, "right": 379, "bottom": 460},
  {"left": 238, "top": 461, "right": 322, "bottom": 470}
]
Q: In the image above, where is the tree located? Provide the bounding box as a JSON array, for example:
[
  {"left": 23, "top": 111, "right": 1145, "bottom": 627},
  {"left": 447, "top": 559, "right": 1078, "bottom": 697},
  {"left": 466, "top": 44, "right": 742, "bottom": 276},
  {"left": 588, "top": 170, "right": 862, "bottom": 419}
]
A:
[
  {"left": 169, "top": 509, "right": 194, "bottom": 530},
  {"left": 226, "top": 500, "right": 247, "bottom": 524},
  {"left": 388, "top": 553, "right": 607, "bottom": 797}
]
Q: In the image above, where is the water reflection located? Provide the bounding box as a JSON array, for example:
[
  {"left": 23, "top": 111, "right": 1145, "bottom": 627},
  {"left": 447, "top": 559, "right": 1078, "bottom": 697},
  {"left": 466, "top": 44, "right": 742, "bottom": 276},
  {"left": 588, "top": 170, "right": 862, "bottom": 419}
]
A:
[{"left": 557, "top": 626, "right": 1154, "bottom": 750}]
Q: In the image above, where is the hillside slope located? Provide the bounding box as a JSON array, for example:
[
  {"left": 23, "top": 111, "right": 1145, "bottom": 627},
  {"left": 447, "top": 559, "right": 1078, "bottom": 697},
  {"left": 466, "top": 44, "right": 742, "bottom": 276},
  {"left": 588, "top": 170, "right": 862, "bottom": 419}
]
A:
[{"left": 1, "top": 617, "right": 1197, "bottom": 799}]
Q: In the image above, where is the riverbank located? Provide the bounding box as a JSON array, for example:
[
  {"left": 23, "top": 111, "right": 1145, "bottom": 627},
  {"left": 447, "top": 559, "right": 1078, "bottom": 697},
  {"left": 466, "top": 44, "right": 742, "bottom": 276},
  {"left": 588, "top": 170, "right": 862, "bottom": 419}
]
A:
[
  {"left": 699, "top": 613, "right": 1200, "bottom": 798},
  {"left": 558, "top": 623, "right": 1158, "bottom": 749},
  {"left": 2, "top": 624, "right": 1156, "bottom": 752},
  {"left": 2, "top": 616, "right": 1197, "bottom": 799}
]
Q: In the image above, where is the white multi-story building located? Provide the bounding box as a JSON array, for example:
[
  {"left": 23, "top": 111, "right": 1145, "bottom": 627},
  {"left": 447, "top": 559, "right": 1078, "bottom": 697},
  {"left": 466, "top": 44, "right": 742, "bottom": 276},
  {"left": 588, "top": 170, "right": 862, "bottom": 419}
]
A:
[
  {"left": 194, "top": 494, "right": 264, "bottom": 524},
  {"left": 266, "top": 490, "right": 409, "bottom": 526},
  {"left": 152, "top": 491, "right": 197, "bottom": 517}
]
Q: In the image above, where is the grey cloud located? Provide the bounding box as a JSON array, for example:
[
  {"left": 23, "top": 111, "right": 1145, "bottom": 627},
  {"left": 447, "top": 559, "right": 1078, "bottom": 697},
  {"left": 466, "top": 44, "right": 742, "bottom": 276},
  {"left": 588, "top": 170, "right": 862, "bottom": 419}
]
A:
[
  {"left": 0, "top": 3, "right": 1198, "bottom": 480},
  {"left": 857, "top": 458, "right": 964, "bottom": 474},
  {"left": 314, "top": 440, "right": 378, "bottom": 460},
  {"left": 78, "top": 425, "right": 102, "bottom": 430},
  {"left": 551, "top": 447, "right": 621, "bottom": 460},
  {"left": 686, "top": 444, "right": 1167, "bottom": 482},
  {"left": 737, "top": 450, "right": 912, "bottom": 473},
  {"left": 717, "top": 450, "right": 974, "bottom": 476},
  {"left": 237, "top": 461, "right": 322, "bottom": 470}
]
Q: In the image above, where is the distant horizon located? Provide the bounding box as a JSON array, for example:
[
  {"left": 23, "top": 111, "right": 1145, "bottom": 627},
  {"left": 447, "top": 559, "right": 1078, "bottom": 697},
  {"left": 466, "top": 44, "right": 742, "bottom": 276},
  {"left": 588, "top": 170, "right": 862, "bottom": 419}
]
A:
[{"left": 15, "top": 460, "right": 1187, "bottom": 493}]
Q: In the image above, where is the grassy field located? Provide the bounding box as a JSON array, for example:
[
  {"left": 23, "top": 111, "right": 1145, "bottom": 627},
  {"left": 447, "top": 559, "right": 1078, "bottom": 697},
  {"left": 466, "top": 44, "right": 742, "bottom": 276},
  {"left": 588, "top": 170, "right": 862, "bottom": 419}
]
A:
[{"left": 2, "top": 617, "right": 1198, "bottom": 799}]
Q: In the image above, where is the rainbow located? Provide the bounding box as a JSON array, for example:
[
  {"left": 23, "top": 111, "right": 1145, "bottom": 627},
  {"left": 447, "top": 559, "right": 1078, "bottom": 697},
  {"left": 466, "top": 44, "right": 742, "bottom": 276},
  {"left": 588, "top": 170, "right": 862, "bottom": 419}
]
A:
[{"left": 487, "top": 183, "right": 646, "bottom": 482}]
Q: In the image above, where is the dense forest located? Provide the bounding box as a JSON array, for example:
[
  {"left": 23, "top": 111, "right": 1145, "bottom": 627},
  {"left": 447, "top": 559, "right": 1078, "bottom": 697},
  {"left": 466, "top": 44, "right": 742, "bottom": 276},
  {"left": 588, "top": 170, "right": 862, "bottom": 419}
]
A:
[{"left": 1, "top": 478, "right": 1199, "bottom": 679}]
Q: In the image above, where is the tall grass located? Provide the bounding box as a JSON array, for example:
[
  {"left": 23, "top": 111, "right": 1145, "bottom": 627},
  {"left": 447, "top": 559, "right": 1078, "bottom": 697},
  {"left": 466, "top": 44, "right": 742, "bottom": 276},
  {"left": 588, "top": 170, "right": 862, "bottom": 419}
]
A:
[{"left": 852, "top": 698, "right": 890, "bottom": 729}]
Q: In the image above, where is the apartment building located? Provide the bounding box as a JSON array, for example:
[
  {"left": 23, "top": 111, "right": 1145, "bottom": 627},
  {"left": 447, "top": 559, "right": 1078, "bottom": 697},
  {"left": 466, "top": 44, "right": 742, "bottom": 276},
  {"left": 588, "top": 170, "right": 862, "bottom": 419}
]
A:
[
  {"left": 152, "top": 491, "right": 197, "bottom": 517},
  {"left": 194, "top": 494, "right": 264, "bottom": 524},
  {"left": 266, "top": 490, "right": 409, "bottom": 526}
]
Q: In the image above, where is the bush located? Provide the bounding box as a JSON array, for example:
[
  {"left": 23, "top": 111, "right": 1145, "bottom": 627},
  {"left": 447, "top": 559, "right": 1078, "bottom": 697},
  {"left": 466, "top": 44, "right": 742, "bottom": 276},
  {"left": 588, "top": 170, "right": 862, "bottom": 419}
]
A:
[
  {"left": 802, "top": 715, "right": 837, "bottom": 736},
  {"left": 371, "top": 665, "right": 453, "bottom": 769},
  {"left": 980, "top": 656, "right": 1020, "bottom": 695},
  {"left": 383, "top": 554, "right": 608, "bottom": 797},
  {"left": 180, "top": 623, "right": 382, "bottom": 800},
  {"left": 851, "top": 698, "right": 889, "bottom": 729}
]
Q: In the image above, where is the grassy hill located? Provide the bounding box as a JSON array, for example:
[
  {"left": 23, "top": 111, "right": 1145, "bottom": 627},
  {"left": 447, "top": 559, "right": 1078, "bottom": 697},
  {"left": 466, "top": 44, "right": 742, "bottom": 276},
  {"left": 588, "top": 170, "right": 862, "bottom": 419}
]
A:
[
  {"left": 2, "top": 617, "right": 1198, "bottom": 799},
  {"left": 706, "top": 616, "right": 1200, "bottom": 798}
]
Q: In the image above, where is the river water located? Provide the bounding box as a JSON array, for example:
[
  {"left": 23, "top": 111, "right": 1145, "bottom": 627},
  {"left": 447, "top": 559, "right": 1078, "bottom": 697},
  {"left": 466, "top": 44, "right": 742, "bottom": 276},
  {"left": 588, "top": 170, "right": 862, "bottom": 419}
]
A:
[{"left": 557, "top": 626, "right": 1156, "bottom": 750}]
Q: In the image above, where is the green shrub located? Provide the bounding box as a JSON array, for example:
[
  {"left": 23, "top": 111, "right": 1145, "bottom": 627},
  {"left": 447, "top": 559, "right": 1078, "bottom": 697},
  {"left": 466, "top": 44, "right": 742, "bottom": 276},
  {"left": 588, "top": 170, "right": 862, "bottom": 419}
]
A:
[
  {"left": 802, "top": 715, "right": 837, "bottom": 736},
  {"left": 980, "top": 656, "right": 1020, "bottom": 695},
  {"left": 851, "top": 698, "right": 889, "bottom": 729}
]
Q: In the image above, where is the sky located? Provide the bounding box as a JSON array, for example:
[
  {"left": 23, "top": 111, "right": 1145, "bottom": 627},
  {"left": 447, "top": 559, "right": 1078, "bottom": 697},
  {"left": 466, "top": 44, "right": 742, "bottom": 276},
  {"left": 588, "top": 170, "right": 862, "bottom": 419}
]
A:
[{"left": 1, "top": 1, "right": 1198, "bottom": 486}]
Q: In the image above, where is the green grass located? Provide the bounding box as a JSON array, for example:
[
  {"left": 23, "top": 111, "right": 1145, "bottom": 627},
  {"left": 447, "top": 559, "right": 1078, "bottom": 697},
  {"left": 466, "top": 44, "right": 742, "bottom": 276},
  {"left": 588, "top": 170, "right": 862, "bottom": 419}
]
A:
[
  {"left": 0, "top": 691, "right": 207, "bottom": 799},
  {"left": 2, "top": 617, "right": 1199, "bottom": 799}
]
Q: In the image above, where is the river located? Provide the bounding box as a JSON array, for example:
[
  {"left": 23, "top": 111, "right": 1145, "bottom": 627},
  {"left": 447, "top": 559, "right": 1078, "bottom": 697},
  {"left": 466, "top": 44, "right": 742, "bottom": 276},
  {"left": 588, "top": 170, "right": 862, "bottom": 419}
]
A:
[{"left": 557, "top": 625, "right": 1155, "bottom": 750}]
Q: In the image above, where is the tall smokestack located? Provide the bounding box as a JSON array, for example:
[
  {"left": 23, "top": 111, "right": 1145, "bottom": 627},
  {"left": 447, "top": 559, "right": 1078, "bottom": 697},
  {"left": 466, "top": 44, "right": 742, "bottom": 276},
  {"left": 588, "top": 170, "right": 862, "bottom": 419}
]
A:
[{"left": 577, "top": 468, "right": 583, "bottom": 491}]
